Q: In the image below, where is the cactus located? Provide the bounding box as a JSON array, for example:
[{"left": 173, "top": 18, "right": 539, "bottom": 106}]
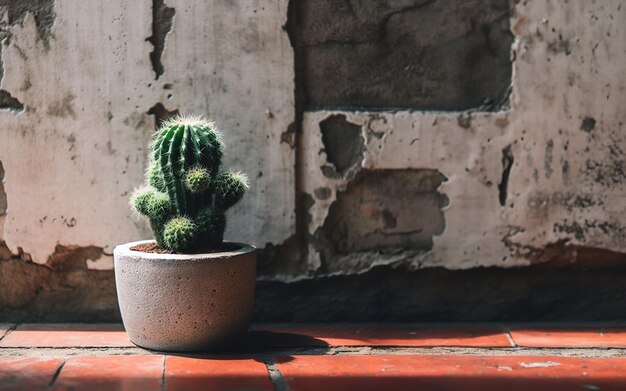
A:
[{"left": 130, "top": 115, "right": 248, "bottom": 252}]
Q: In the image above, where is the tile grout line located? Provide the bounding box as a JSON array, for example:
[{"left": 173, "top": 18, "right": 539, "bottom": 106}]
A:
[
  {"left": 161, "top": 355, "right": 167, "bottom": 391},
  {"left": 48, "top": 360, "right": 66, "bottom": 387},
  {"left": 499, "top": 324, "right": 518, "bottom": 347},
  {"left": 4, "top": 346, "right": 626, "bottom": 357},
  {"left": 264, "top": 357, "right": 288, "bottom": 391}
]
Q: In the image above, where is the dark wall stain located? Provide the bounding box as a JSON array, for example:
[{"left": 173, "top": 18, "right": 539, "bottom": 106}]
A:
[
  {"left": 562, "top": 160, "right": 570, "bottom": 183},
  {"left": 147, "top": 102, "right": 179, "bottom": 129},
  {"left": 580, "top": 116, "right": 596, "bottom": 132},
  {"left": 584, "top": 158, "right": 625, "bottom": 187},
  {"left": 313, "top": 187, "right": 331, "bottom": 200},
  {"left": 553, "top": 219, "right": 625, "bottom": 242},
  {"left": 457, "top": 113, "right": 472, "bottom": 128},
  {"left": 255, "top": 246, "right": 626, "bottom": 322},
  {"left": 320, "top": 115, "right": 364, "bottom": 176},
  {"left": 146, "top": 0, "right": 175, "bottom": 80},
  {"left": 0, "top": 90, "right": 23, "bottom": 111},
  {"left": 46, "top": 94, "right": 75, "bottom": 118},
  {"left": 2, "top": 239, "right": 626, "bottom": 322},
  {"left": 527, "top": 191, "right": 600, "bottom": 214},
  {"left": 544, "top": 139, "right": 554, "bottom": 178},
  {"left": 321, "top": 169, "right": 448, "bottom": 254},
  {"left": 280, "top": 123, "right": 296, "bottom": 149},
  {"left": 257, "top": 193, "right": 317, "bottom": 278},
  {"left": 547, "top": 37, "right": 572, "bottom": 56},
  {"left": 287, "top": 0, "right": 513, "bottom": 110},
  {"left": 497, "top": 145, "right": 513, "bottom": 206}
]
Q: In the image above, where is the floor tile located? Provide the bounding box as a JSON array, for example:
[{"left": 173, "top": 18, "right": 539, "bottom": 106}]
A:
[
  {"left": 508, "top": 325, "right": 626, "bottom": 348},
  {"left": 0, "top": 357, "right": 64, "bottom": 391},
  {"left": 252, "top": 323, "right": 510, "bottom": 347},
  {"left": 276, "top": 355, "right": 626, "bottom": 391},
  {"left": 0, "top": 324, "right": 132, "bottom": 348},
  {"left": 52, "top": 355, "right": 164, "bottom": 391},
  {"left": 165, "top": 356, "right": 272, "bottom": 390}
]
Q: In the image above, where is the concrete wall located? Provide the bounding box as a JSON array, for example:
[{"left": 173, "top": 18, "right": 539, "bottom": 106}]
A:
[{"left": 0, "top": 0, "right": 624, "bottom": 321}]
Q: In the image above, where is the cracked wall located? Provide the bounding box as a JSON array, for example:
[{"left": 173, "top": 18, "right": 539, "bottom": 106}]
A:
[
  {"left": 0, "top": 0, "right": 625, "bottom": 321},
  {"left": 291, "top": 0, "right": 625, "bottom": 281},
  {"left": 0, "top": 1, "right": 294, "bottom": 266}
]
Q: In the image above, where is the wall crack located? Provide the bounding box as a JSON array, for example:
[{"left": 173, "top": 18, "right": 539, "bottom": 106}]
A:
[
  {"left": 498, "top": 145, "right": 514, "bottom": 207},
  {"left": 146, "top": 0, "right": 175, "bottom": 80}
]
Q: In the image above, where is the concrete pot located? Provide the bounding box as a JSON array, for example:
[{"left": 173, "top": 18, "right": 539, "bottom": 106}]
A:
[{"left": 114, "top": 240, "right": 256, "bottom": 352}]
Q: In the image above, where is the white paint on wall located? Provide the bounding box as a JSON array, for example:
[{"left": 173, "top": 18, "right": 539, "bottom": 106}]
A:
[{"left": 0, "top": 1, "right": 294, "bottom": 263}]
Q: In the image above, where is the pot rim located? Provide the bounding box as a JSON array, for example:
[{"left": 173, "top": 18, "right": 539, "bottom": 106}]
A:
[{"left": 114, "top": 239, "right": 255, "bottom": 261}]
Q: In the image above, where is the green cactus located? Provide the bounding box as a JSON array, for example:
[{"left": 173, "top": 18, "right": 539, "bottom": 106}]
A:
[{"left": 130, "top": 115, "right": 248, "bottom": 252}]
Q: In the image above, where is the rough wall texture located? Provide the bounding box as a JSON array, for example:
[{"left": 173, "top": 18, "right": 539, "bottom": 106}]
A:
[
  {"left": 292, "top": 0, "right": 514, "bottom": 110},
  {"left": 0, "top": 0, "right": 294, "bottom": 263},
  {"left": 293, "top": 0, "right": 626, "bottom": 280},
  {"left": 1, "top": 0, "right": 625, "bottom": 321}
]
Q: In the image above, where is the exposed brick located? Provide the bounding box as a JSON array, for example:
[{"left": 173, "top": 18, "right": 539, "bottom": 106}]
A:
[
  {"left": 320, "top": 169, "right": 448, "bottom": 254},
  {"left": 289, "top": 0, "right": 513, "bottom": 110}
]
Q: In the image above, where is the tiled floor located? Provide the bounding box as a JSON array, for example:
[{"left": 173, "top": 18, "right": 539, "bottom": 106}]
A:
[{"left": 1, "top": 323, "right": 626, "bottom": 390}]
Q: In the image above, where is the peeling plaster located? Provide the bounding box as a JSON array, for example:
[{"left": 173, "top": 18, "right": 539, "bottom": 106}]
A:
[
  {"left": 0, "top": 1, "right": 295, "bottom": 263},
  {"left": 0, "top": 90, "right": 23, "bottom": 111},
  {"left": 0, "top": 0, "right": 56, "bottom": 113},
  {"left": 319, "top": 114, "right": 364, "bottom": 176},
  {"left": 321, "top": 169, "right": 447, "bottom": 254},
  {"left": 0, "top": 4, "right": 155, "bottom": 262},
  {"left": 0, "top": 0, "right": 56, "bottom": 43},
  {"left": 159, "top": 0, "right": 295, "bottom": 247},
  {"left": 295, "top": 0, "right": 626, "bottom": 278},
  {"left": 0, "top": 241, "right": 119, "bottom": 321},
  {"left": 146, "top": 0, "right": 174, "bottom": 80},
  {"left": 0, "top": 0, "right": 623, "bottom": 294}
]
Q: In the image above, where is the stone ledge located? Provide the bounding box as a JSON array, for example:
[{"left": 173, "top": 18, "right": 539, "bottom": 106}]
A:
[{"left": 2, "top": 323, "right": 626, "bottom": 390}]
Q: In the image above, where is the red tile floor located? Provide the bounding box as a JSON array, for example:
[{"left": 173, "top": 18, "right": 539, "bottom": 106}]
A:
[{"left": 1, "top": 323, "right": 626, "bottom": 390}]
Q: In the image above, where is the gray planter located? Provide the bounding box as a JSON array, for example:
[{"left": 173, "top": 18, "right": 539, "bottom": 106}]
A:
[{"left": 114, "top": 240, "right": 256, "bottom": 352}]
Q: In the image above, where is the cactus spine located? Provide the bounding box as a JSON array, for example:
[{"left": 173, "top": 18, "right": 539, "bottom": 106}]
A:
[{"left": 131, "top": 115, "right": 248, "bottom": 252}]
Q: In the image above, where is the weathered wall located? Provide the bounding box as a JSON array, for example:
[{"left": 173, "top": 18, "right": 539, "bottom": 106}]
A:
[
  {"left": 288, "top": 0, "right": 626, "bottom": 280},
  {"left": 1, "top": 0, "right": 625, "bottom": 321},
  {"left": 0, "top": 1, "right": 294, "bottom": 261}
]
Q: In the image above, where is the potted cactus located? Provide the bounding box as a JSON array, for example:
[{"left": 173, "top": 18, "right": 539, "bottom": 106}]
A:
[{"left": 114, "top": 115, "right": 255, "bottom": 352}]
